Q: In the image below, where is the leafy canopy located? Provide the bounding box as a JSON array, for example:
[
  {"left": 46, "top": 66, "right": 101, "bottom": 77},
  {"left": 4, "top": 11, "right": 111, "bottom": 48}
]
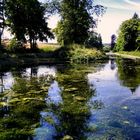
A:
[
  {"left": 116, "top": 13, "right": 140, "bottom": 51},
  {"left": 5, "top": 0, "right": 54, "bottom": 49},
  {"left": 53, "top": 0, "right": 106, "bottom": 45}
]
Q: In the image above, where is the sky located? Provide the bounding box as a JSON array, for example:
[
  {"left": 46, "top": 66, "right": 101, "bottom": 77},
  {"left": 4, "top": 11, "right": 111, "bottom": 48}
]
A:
[
  {"left": 3, "top": 0, "right": 140, "bottom": 43},
  {"left": 94, "top": 0, "right": 140, "bottom": 43}
]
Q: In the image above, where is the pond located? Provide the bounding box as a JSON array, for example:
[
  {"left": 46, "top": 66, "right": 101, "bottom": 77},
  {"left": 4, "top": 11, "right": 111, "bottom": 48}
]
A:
[{"left": 0, "top": 58, "right": 140, "bottom": 140}]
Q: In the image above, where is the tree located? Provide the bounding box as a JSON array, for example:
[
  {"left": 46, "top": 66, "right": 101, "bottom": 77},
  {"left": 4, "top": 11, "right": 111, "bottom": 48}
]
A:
[
  {"left": 132, "top": 12, "right": 139, "bottom": 19},
  {"left": 85, "top": 32, "right": 103, "bottom": 49},
  {"left": 116, "top": 13, "right": 140, "bottom": 51},
  {"left": 53, "top": 0, "right": 106, "bottom": 45},
  {"left": 0, "top": 0, "right": 4, "bottom": 48},
  {"left": 111, "top": 34, "right": 116, "bottom": 50},
  {"left": 5, "top": 0, "right": 54, "bottom": 50}
]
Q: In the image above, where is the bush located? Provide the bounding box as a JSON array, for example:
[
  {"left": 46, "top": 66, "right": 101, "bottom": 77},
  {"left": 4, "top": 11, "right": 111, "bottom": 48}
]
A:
[
  {"left": 103, "top": 46, "right": 111, "bottom": 52},
  {"left": 7, "top": 38, "right": 25, "bottom": 53},
  {"left": 55, "top": 44, "right": 104, "bottom": 63},
  {"left": 85, "top": 32, "right": 103, "bottom": 50}
]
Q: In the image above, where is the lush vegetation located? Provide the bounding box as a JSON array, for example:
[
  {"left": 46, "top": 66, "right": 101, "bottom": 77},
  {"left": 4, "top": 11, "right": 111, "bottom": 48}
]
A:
[
  {"left": 117, "top": 51, "right": 140, "bottom": 57},
  {"left": 53, "top": 0, "right": 105, "bottom": 46},
  {"left": 67, "top": 44, "right": 104, "bottom": 63},
  {"left": 116, "top": 13, "right": 140, "bottom": 51},
  {"left": 116, "top": 58, "right": 140, "bottom": 90},
  {"left": 5, "top": 0, "right": 54, "bottom": 50},
  {"left": 0, "top": 73, "right": 54, "bottom": 139},
  {"left": 0, "top": 64, "right": 97, "bottom": 139},
  {"left": 85, "top": 32, "right": 103, "bottom": 49},
  {"left": 51, "top": 44, "right": 106, "bottom": 63},
  {"left": 0, "top": 0, "right": 106, "bottom": 66},
  {"left": 1, "top": 0, "right": 140, "bottom": 63}
]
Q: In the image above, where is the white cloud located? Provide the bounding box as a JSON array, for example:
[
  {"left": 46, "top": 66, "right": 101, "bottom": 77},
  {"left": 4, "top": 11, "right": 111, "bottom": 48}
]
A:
[{"left": 124, "top": 0, "right": 140, "bottom": 6}]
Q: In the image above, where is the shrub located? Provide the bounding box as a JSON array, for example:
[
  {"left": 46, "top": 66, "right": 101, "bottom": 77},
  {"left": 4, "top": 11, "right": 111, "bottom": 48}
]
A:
[
  {"left": 103, "top": 46, "right": 111, "bottom": 52},
  {"left": 59, "top": 44, "right": 104, "bottom": 63},
  {"left": 7, "top": 38, "right": 25, "bottom": 53}
]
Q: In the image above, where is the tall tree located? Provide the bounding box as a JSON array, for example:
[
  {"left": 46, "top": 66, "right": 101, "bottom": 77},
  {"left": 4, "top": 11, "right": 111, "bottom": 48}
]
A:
[
  {"left": 116, "top": 13, "right": 140, "bottom": 51},
  {"left": 5, "top": 0, "right": 54, "bottom": 50},
  {"left": 85, "top": 31, "right": 103, "bottom": 49},
  {"left": 132, "top": 12, "right": 139, "bottom": 19},
  {"left": 111, "top": 34, "right": 116, "bottom": 50},
  {"left": 0, "top": 0, "right": 4, "bottom": 48},
  {"left": 53, "top": 0, "right": 105, "bottom": 45}
]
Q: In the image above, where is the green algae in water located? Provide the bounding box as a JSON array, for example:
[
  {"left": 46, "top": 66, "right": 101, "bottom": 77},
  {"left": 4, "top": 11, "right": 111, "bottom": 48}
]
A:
[
  {"left": 0, "top": 74, "right": 54, "bottom": 140},
  {"left": 0, "top": 60, "right": 140, "bottom": 139}
]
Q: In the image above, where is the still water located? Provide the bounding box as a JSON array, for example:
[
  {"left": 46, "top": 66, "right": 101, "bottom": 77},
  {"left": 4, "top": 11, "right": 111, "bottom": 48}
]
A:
[{"left": 0, "top": 58, "right": 140, "bottom": 140}]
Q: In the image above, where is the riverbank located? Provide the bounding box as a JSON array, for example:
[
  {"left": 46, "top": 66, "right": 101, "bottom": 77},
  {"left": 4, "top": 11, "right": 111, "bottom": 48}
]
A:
[
  {"left": 116, "top": 51, "right": 140, "bottom": 59},
  {"left": 0, "top": 44, "right": 106, "bottom": 70},
  {"left": 106, "top": 51, "right": 140, "bottom": 60},
  {"left": 0, "top": 52, "right": 61, "bottom": 71}
]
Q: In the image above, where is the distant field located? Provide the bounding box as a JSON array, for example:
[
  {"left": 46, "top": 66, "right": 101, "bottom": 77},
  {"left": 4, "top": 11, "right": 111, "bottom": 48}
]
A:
[
  {"left": 37, "top": 43, "right": 60, "bottom": 52},
  {"left": 2, "top": 39, "right": 60, "bottom": 52}
]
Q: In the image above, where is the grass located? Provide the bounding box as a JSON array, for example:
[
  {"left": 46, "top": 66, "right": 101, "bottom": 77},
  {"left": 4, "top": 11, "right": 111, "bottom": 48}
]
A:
[
  {"left": 0, "top": 42, "right": 106, "bottom": 69},
  {"left": 2, "top": 40, "right": 60, "bottom": 53},
  {"left": 117, "top": 51, "right": 140, "bottom": 57},
  {"left": 37, "top": 43, "right": 60, "bottom": 52},
  {"left": 67, "top": 44, "right": 105, "bottom": 63}
]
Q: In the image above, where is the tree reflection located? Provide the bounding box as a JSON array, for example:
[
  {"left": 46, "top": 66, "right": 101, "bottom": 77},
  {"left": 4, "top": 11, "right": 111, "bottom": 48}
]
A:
[
  {"left": 110, "top": 59, "right": 115, "bottom": 70},
  {"left": 116, "top": 58, "right": 140, "bottom": 93},
  {"left": 0, "top": 72, "right": 4, "bottom": 93},
  {"left": 30, "top": 67, "right": 38, "bottom": 77},
  {"left": 53, "top": 64, "right": 95, "bottom": 139},
  {"left": 0, "top": 72, "right": 54, "bottom": 139}
]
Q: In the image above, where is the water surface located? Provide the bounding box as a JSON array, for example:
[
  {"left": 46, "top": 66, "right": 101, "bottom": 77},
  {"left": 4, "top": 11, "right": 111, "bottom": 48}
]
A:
[{"left": 0, "top": 58, "right": 140, "bottom": 140}]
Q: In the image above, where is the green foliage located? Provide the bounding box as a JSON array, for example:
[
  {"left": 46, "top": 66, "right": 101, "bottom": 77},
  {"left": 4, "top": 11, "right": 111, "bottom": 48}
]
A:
[
  {"left": 0, "top": 0, "right": 4, "bottom": 47},
  {"left": 7, "top": 38, "right": 25, "bottom": 53},
  {"left": 0, "top": 74, "right": 54, "bottom": 139},
  {"left": 55, "top": 44, "right": 104, "bottom": 63},
  {"left": 116, "top": 58, "right": 140, "bottom": 89},
  {"left": 5, "top": 0, "right": 54, "bottom": 50},
  {"left": 117, "top": 51, "right": 140, "bottom": 57},
  {"left": 103, "top": 46, "right": 111, "bottom": 52},
  {"left": 54, "top": 0, "right": 105, "bottom": 45},
  {"left": 111, "top": 34, "right": 116, "bottom": 50},
  {"left": 85, "top": 32, "right": 103, "bottom": 49},
  {"left": 55, "top": 64, "right": 95, "bottom": 138},
  {"left": 44, "top": 0, "right": 61, "bottom": 15},
  {"left": 116, "top": 13, "right": 140, "bottom": 51}
]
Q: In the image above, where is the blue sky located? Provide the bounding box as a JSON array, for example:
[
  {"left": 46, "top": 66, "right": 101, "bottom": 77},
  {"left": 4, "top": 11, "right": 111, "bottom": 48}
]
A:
[
  {"left": 3, "top": 0, "right": 140, "bottom": 43},
  {"left": 94, "top": 0, "right": 140, "bottom": 43}
]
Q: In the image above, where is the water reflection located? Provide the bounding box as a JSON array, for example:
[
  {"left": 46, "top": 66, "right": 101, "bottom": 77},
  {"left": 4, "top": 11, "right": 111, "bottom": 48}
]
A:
[
  {"left": 45, "top": 81, "right": 62, "bottom": 106},
  {"left": 0, "top": 66, "right": 56, "bottom": 93},
  {"left": 34, "top": 112, "right": 59, "bottom": 140},
  {"left": 0, "top": 58, "right": 140, "bottom": 139},
  {"left": 0, "top": 72, "right": 14, "bottom": 93},
  {"left": 34, "top": 80, "right": 62, "bottom": 140},
  {"left": 0, "top": 65, "right": 57, "bottom": 140},
  {"left": 110, "top": 59, "right": 116, "bottom": 70},
  {"left": 87, "top": 59, "right": 140, "bottom": 139},
  {"left": 117, "top": 59, "right": 140, "bottom": 91}
]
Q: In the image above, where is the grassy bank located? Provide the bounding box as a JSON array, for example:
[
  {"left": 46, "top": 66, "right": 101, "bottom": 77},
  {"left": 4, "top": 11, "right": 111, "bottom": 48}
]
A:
[
  {"left": 0, "top": 43, "right": 106, "bottom": 70},
  {"left": 115, "top": 51, "right": 140, "bottom": 59},
  {"left": 118, "top": 51, "right": 140, "bottom": 57},
  {"left": 67, "top": 44, "right": 106, "bottom": 63}
]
